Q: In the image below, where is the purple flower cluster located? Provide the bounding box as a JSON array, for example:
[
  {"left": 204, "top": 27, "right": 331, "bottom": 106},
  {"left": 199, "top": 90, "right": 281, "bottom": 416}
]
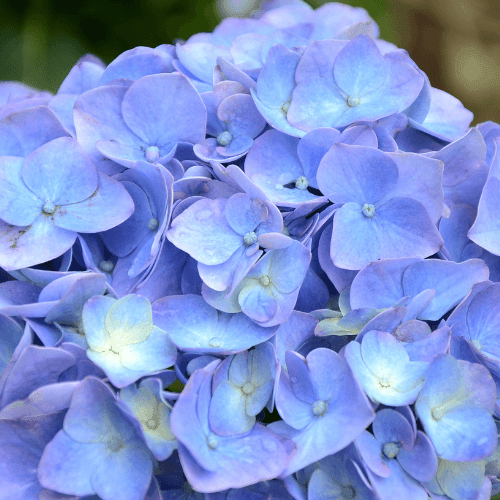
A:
[{"left": 1, "top": 1, "right": 500, "bottom": 499}]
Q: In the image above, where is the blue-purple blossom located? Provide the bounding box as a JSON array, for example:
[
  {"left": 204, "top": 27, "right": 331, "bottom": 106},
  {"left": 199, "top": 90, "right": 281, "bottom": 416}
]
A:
[
  {"left": 415, "top": 354, "right": 497, "bottom": 462},
  {"left": 273, "top": 347, "right": 374, "bottom": 476},
  {"left": 316, "top": 144, "right": 444, "bottom": 270},
  {"left": 37, "top": 377, "right": 155, "bottom": 499},
  {"left": 1, "top": 0, "right": 500, "bottom": 497},
  {"left": 170, "top": 359, "right": 295, "bottom": 493},
  {"left": 0, "top": 137, "right": 134, "bottom": 270},
  {"left": 82, "top": 294, "right": 177, "bottom": 388},
  {"left": 345, "top": 330, "right": 429, "bottom": 406}
]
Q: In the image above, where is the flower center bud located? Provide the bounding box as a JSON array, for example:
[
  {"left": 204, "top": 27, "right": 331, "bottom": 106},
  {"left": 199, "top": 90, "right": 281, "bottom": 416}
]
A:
[
  {"left": 378, "top": 378, "right": 391, "bottom": 389},
  {"left": 295, "top": 176, "right": 309, "bottom": 190},
  {"left": 146, "top": 418, "right": 158, "bottom": 430},
  {"left": 312, "top": 400, "right": 328, "bottom": 416},
  {"left": 145, "top": 146, "right": 160, "bottom": 163},
  {"left": 347, "top": 96, "right": 360, "bottom": 107},
  {"left": 281, "top": 101, "right": 290, "bottom": 114},
  {"left": 243, "top": 231, "right": 258, "bottom": 246},
  {"left": 99, "top": 260, "right": 114, "bottom": 273},
  {"left": 242, "top": 382, "right": 255, "bottom": 395},
  {"left": 209, "top": 337, "right": 222, "bottom": 348},
  {"left": 431, "top": 407, "right": 444, "bottom": 421},
  {"left": 147, "top": 218, "right": 159, "bottom": 231},
  {"left": 472, "top": 339, "right": 482, "bottom": 351},
  {"left": 260, "top": 275, "right": 271, "bottom": 286},
  {"left": 207, "top": 435, "right": 219, "bottom": 449},
  {"left": 42, "top": 200, "right": 56, "bottom": 215},
  {"left": 362, "top": 203, "right": 376, "bottom": 218},
  {"left": 383, "top": 442, "right": 400, "bottom": 459},
  {"left": 217, "top": 131, "right": 233, "bottom": 146},
  {"left": 107, "top": 436, "right": 124, "bottom": 452}
]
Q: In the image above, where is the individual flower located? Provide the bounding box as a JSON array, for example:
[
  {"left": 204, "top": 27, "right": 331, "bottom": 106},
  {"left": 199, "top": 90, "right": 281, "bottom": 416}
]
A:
[
  {"left": 37, "top": 377, "right": 156, "bottom": 500},
  {"left": 194, "top": 81, "right": 266, "bottom": 163},
  {"left": 74, "top": 73, "right": 207, "bottom": 173},
  {"left": 208, "top": 342, "right": 277, "bottom": 435},
  {"left": 82, "top": 294, "right": 177, "bottom": 388},
  {"left": 316, "top": 143, "right": 444, "bottom": 270},
  {"left": 119, "top": 377, "right": 177, "bottom": 461},
  {"left": 448, "top": 282, "right": 500, "bottom": 378},
  {"left": 414, "top": 354, "right": 497, "bottom": 462},
  {"left": 100, "top": 160, "right": 174, "bottom": 280},
  {"left": 344, "top": 330, "right": 429, "bottom": 406},
  {"left": 250, "top": 44, "right": 306, "bottom": 138},
  {"left": 287, "top": 35, "right": 424, "bottom": 131},
  {"left": 0, "top": 137, "right": 134, "bottom": 271},
  {"left": 170, "top": 359, "right": 296, "bottom": 493},
  {"left": 244, "top": 128, "right": 338, "bottom": 206},
  {"left": 167, "top": 192, "right": 282, "bottom": 292},
  {"left": 202, "top": 238, "right": 311, "bottom": 327},
  {"left": 0, "top": 105, "right": 69, "bottom": 157},
  {"left": 354, "top": 408, "right": 437, "bottom": 500},
  {"left": 424, "top": 458, "right": 492, "bottom": 500},
  {"left": 439, "top": 204, "right": 500, "bottom": 282},
  {"left": 273, "top": 347, "right": 375, "bottom": 476}
]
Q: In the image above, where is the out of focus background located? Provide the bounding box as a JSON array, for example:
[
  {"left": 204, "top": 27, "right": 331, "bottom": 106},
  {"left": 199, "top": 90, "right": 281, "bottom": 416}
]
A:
[{"left": 0, "top": 0, "right": 499, "bottom": 124}]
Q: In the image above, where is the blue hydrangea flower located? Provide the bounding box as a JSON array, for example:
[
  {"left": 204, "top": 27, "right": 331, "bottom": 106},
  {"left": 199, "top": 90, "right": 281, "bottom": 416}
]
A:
[
  {"left": 119, "top": 377, "right": 177, "bottom": 461},
  {"left": 208, "top": 342, "right": 276, "bottom": 435},
  {"left": 0, "top": 137, "right": 134, "bottom": 271},
  {"left": 170, "top": 359, "right": 296, "bottom": 493},
  {"left": 37, "top": 376, "right": 155, "bottom": 500},
  {"left": 287, "top": 35, "right": 424, "bottom": 131},
  {"left": 448, "top": 282, "right": 500, "bottom": 379},
  {"left": 469, "top": 137, "right": 500, "bottom": 256},
  {"left": 82, "top": 294, "right": 177, "bottom": 388},
  {"left": 424, "top": 458, "right": 492, "bottom": 500},
  {"left": 194, "top": 81, "right": 266, "bottom": 163},
  {"left": 1, "top": 272, "right": 108, "bottom": 347},
  {"left": 354, "top": 409, "right": 437, "bottom": 500},
  {"left": 344, "top": 330, "right": 429, "bottom": 406},
  {"left": 203, "top": 238, "right": 311, "bottom": 327},
  {"left": 316, "top": 144, "right": 444, "bottom": 270},
  {"left": 0, "top": 81, "right": 52, "bottom": 120},
  {"left": 273, "top": 348, "right": 375, "bottom": 476},
  {"left": 101, "top": 161, "right": 174, "bottom": 282},
  {"left": 167, "top": 192, "right": 282, "bottom": 292},
  {"left": 250, "top": 44, "right": 306, "bottom": 138},
  {"left": 74, "top": 73, "right": 207, "bottom": 173},
  {"left": 415, "top": 354, "right": 497, "bottom": 462}
]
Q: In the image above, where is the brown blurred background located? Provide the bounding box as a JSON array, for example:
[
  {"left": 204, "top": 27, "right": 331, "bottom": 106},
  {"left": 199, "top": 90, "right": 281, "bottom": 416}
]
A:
[{"left": 0, "top": 0, "right": 499, "bottom": 125}]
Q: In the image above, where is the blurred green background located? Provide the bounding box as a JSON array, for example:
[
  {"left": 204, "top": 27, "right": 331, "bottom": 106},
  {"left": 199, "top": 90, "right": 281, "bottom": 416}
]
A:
[{"left": 0, "top": 0, "right": 499, "bottom": 124}]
